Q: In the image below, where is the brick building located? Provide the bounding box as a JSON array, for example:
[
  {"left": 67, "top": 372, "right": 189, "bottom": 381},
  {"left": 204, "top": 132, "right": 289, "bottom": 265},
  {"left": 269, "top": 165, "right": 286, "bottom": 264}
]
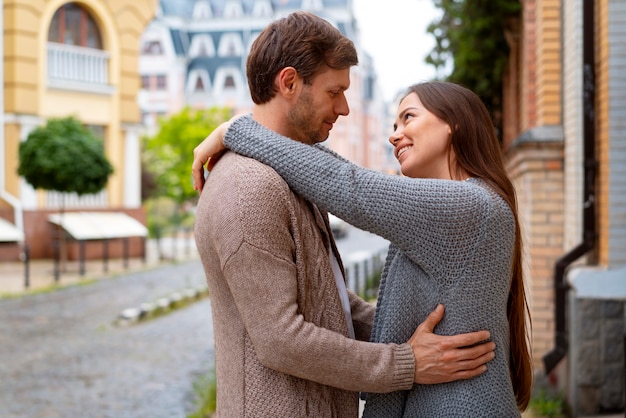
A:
[{"left": 503, "top": 0, "right": 625, "bottom": 414}]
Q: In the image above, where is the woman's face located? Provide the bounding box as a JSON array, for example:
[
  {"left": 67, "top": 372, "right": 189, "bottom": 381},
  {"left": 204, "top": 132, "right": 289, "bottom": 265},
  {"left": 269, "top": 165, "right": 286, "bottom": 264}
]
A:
[{"left": 389, "top": 92, "right": 453, "bottom": 179}]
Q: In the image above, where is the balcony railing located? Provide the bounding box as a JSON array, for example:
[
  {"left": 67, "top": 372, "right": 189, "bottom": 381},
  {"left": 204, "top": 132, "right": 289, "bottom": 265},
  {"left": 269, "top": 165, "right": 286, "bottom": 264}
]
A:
[{"left": 47, "top": 42, "right": 113, "bottom": 93}]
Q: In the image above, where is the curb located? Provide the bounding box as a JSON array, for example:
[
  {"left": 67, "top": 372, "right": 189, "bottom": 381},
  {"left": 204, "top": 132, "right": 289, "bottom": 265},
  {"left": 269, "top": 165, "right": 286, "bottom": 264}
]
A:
[{"left": 115, "top": 285, "right": 210, "bottom": 326}]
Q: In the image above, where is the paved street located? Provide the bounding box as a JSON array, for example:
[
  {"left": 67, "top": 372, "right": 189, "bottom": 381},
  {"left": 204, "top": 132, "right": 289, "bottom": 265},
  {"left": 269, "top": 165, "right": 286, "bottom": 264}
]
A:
[
  {"left": 0, "top": 261, "right": 214, "bottom": 418},
  {"left": 0, "top": 225, "right": 389, "bottom": 418}
]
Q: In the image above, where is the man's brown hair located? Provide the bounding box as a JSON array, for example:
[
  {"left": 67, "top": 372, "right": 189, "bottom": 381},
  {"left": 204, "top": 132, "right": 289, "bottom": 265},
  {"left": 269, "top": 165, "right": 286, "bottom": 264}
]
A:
[{"left": 246, "top": 11, "right": 358, "bottom": 104}]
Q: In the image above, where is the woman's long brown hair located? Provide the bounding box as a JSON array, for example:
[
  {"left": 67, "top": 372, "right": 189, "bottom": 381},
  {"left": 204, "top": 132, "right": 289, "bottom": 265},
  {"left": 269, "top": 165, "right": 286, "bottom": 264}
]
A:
[{"left": 405, "top": 81, "right": 533, "bottom": 410}]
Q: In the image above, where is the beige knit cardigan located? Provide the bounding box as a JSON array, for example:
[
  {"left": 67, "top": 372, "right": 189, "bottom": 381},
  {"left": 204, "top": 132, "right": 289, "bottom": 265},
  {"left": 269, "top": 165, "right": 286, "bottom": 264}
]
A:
[{"left": 194, "top": 152, "right": 415, "bottom": 417}]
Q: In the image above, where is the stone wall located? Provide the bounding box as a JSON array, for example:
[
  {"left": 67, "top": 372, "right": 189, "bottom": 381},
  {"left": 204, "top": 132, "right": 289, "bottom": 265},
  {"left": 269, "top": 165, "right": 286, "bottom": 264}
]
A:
[{"left": 568, "top": 266, "right": 626, "bottom": 416}]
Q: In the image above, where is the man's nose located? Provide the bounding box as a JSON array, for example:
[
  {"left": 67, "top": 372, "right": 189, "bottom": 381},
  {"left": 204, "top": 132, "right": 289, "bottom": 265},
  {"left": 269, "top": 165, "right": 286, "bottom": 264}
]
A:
[{"left": 336, "top": 95, "right": 349, "bottom": 116}]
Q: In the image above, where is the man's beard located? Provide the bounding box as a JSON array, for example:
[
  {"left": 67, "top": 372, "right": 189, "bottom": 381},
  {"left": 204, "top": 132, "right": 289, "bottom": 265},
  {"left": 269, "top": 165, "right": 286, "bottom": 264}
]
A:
[{"left": 286, "top": 89, "right": 325, "bottom": 145}]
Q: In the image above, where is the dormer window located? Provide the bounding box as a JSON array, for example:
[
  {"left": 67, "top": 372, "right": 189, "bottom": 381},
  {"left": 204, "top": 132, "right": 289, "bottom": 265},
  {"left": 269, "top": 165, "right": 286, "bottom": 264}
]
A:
[
  {"left": 189, "top": 34, "right": 216, "bottom": 58},
  {"left": 193, "top": 0, "right": 213, "bottom": 19},
  {"left": 142, "top": 40, "right": 163, "bottom": 55},
  {"left": 187, "top": 69, "right": 211, "bottom": 93},
  {"left": 195, "top": 77, "right": 205, "bottom": 92},
  {"left": 252, "top": 0, "right": 273, "bottom": 17},
  {"left": 214, "top": 68, "right": 242, "bottom": 94},
  {"left": 218, "top": 33, "right": 244, "bottom": 57},
  {"left": 223, "top": 0, "right": 244, "bottom": 18},
  {"left": 48, "top": 3, "right": 102, "bottom": 49}
]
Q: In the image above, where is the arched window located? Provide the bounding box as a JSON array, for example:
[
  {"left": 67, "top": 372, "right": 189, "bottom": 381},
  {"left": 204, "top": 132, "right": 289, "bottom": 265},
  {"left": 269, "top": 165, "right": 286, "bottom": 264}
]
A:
[
  {"left": 189, "top": 34, "right": 215, "bottom": 58},
  {"left": 48, "top": 3, "right": 102, "bottom": 49},
  {"left": 217, "top": 33, "right": 244, "bottom": 57},
  {"left": 224, "top": 75, "right": 235, "bottom": 89},
  {"left": 195, "top": 77, "right": 205, "bottom": 92},
  {"left": 187, "top": 69, "right": 211, "bottom": 94}
]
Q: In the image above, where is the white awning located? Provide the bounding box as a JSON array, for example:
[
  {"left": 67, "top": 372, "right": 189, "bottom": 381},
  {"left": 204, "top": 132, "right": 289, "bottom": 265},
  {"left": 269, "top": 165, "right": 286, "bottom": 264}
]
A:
[
  {"left": 0, "top": 217, "right": 23, "bottom": 242},
  {"left": 48, "top": 212, "right": 148, "bottom": 240}
]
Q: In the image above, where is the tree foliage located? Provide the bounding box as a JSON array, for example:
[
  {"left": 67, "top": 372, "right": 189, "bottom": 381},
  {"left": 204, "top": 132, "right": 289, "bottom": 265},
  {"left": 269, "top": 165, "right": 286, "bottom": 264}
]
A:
[
  {"left": 426, "top": 0, "right": 521, "bottom": 137},
  {"left": 142, "top": 106, "right": 231, "bottom": 204},
  {"left": 18, "top": 116, "right": 113, "bottom": 195}
]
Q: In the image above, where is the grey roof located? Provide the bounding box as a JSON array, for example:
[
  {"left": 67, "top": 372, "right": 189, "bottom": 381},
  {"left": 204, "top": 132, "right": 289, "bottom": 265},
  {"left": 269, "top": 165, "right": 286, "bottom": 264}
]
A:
[
  {"left": 157, "top": 0, "right": 359, "bottom": 85},
  {"left": 188, "top": 56, "right": 244, "bottom": 82},
  {"left": 160, "top": 0, "right": 195, "bottom": 17},
  {"left": 170, "top": 29, "right": 189, "bottom": 55}
]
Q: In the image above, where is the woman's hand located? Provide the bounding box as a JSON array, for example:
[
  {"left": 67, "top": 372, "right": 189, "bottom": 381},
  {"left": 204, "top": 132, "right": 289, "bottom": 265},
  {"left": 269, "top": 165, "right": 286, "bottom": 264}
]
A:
[{"left": 192, "top": 116, "right": 241, "bottom": 192}]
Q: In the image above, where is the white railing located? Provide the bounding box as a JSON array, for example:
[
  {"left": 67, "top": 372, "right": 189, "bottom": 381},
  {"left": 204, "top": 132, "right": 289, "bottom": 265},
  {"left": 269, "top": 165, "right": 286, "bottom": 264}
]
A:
[
  {"left": 344, "top": 247, "right": 387, "bottom": 299},
  {"left": 46, "top": 190, "right": 108, "bottom": 209},
  {"left": 47, "top": 42, "right": 109, "bottom": 85}
]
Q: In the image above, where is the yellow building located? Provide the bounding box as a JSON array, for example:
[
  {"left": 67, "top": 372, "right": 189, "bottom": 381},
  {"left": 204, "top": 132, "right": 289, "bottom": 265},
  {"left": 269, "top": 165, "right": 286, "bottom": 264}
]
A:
[{"left": 1, "top": 0, "right": 156, "bottom": 260}]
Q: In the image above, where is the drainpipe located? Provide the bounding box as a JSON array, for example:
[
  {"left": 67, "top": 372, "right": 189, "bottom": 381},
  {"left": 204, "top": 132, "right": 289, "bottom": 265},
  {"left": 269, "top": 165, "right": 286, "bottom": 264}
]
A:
[{"left": 543, "top": 0, "right": 597, "bottom": 374}]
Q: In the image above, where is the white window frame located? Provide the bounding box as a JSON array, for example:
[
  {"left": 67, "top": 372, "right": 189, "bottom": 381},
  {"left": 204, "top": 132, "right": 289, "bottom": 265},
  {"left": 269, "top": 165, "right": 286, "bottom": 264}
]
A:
[
  {"left": 189, "top": 34, "right": 215, "bottom": 58},
  {"left": 217, "top": 33, "right": 244, "bottom": 57},
  {"left": 187, "top": 69, "right": 211, "bottom": 93}
]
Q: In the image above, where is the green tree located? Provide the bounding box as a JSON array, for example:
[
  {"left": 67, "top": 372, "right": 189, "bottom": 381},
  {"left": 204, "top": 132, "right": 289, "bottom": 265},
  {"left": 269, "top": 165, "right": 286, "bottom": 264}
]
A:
[
  {"left": 142, "top": 106, "right": 231, "bottom": 205},
  {"left": 426, "top": 0, "right": 521, "bottom": 139},
  {"left": 18, "top": 116, "right": 114, "bottom": 274},
  {"left": 18, "top": 116, "right": 113, "bottom": 195}
]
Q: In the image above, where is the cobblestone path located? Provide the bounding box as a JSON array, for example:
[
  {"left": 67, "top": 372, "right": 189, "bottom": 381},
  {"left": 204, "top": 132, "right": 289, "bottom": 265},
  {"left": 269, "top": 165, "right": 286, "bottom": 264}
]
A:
[{"left": 0, "top": 261, "right": 214, "bottom": 418}]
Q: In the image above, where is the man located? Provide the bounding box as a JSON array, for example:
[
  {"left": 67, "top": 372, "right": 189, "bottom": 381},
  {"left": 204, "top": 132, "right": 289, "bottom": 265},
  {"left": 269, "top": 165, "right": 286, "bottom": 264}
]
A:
[{"left": 193, "top": 11, "right": 494, "bottom": 417}]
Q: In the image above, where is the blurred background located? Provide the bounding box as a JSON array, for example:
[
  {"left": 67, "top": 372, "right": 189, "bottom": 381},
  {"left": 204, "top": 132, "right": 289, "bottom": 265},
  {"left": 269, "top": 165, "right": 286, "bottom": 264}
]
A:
[{"left": 1, "top": 0, "right": 625, "bottom": 417}]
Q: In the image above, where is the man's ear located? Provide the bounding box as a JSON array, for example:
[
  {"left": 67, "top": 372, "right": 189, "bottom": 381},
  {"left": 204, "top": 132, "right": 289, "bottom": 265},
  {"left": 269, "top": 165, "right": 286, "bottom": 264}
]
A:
[{"left": 277, "top": 67, "right": 300, "bottom": 96}]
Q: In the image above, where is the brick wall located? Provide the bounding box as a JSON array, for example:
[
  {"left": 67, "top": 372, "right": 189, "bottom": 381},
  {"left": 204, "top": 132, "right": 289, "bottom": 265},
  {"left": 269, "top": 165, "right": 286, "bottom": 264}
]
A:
[{"left": 506, "top": 134, "right": 564, "bottom": 368}]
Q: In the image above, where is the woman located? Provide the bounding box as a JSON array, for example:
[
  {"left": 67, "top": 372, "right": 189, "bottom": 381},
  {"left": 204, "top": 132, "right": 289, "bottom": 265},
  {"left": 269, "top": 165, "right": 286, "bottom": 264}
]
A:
[{"left": 194, "top": 81, "right": 532, "bottom": 416}]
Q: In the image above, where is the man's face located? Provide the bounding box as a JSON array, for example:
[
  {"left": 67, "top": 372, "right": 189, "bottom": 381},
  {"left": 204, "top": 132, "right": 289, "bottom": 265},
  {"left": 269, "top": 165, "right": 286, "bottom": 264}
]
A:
[{"left": 286, "top": 67, "right": 351, "bottom": 145}]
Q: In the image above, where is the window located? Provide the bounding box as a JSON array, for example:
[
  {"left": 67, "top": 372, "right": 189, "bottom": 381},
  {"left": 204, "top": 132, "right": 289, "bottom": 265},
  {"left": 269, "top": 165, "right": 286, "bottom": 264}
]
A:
[
  {"left": 193, "top": 0, "right": 212, "bottom": 19},
  {"left": 214, "top": 69, "right": 240, "bottom": 93},
  {"left": 156, "top": 75, "right": 167, "bottom": 90},
  {"left": 224, "top": 0, "right": 243, "bottom": 17},
  {"left": 142, "top": 40, "right": 163, "bottom": 55},
  {"left": 187, "top": 69, "right": 210, "bottom": 93},
  {"left": 141, "top": 75, "right": 150, "bottom": 89},
  {"left": 252, "top": 0, "right": 272, "bottom": 17},
  {"left": 218, "top": 33, "right": 244, "bottom": 57},
  {"left": 48, "top": 3, "right": 102, "bottom": 49},
  {"left": 189, "top": 34, "right": 215, "bottom": 58},
  {"left": 195, "top": 77, "right": 205, "bottom": 92}
]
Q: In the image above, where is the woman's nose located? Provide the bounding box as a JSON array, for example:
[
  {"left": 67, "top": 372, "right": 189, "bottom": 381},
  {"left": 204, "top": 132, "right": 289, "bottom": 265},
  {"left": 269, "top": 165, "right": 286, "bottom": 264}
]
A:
[{"left": 389, "top": 129, "right": 401, "bottom": 145}]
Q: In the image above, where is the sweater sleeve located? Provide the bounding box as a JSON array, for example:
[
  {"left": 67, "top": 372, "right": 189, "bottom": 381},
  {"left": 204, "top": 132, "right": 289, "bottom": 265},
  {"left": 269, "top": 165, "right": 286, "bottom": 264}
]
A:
[
  {"left": 211, "top": 159, "right": 414, "bottom": 394},
  {"left": 224, "top": 115, "right": 495, "bottom": 277}
]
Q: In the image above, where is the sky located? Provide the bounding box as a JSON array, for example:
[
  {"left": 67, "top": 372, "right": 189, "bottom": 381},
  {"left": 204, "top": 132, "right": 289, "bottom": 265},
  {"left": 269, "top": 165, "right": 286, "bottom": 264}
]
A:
[{"left": 352, "top": 0, "right": 443, "bottom": 102}]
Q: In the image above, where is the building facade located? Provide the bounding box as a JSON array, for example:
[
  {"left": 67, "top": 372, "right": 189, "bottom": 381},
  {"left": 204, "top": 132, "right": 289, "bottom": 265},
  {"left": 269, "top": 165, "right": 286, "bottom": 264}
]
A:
[
  {"left": 1, "top": 0, "right": 157, "bottom": 261},
  {"left": 138, "top": 0, "right": 391, "bottom": 171},
  {"left": 503, "top": 0, "right": 625, "bottom": 414}
]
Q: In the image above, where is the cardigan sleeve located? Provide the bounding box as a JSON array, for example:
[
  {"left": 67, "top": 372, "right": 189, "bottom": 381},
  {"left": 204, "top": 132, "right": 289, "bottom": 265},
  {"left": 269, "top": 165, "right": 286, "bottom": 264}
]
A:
[
  {"left": 224, "top": 115, "right": 499, "bottom": 277},
  {"left": 213, "top": 156, "right": 415, "bottom": 394}
]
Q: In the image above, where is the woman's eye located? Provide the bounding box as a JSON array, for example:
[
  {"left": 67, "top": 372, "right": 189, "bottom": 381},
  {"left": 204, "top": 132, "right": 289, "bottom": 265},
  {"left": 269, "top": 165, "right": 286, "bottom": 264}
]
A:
[{"left": 404, "top": 113, "right": 414, "bottom": 121}]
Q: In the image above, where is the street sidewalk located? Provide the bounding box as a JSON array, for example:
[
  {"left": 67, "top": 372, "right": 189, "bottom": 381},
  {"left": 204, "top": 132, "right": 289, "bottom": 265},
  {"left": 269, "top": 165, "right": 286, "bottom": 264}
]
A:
[{"left": 0, "top": 237, "right": 199, "bottom": 296}]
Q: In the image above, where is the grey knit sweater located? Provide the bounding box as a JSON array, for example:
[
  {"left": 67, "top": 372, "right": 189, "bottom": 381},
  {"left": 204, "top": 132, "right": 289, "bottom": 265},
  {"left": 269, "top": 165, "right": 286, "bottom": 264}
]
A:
[{"left": 224, "top": 115, "right": 521, "bottom": 417}]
